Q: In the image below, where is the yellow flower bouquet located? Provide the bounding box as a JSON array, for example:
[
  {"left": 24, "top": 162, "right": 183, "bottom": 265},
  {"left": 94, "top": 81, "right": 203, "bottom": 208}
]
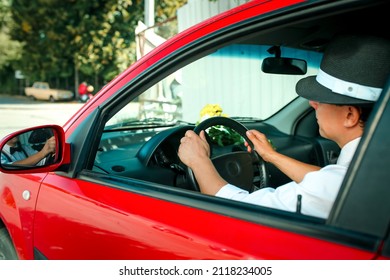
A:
[{"left": 198, "top": 104, "right": 244, "bottom": 147}]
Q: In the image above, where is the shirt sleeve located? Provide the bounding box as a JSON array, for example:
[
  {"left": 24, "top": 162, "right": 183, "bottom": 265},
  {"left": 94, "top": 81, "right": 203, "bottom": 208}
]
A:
[
  {"left": 1, "top": 153, "right": 11, "bottom": 164},
  {"left": 22, "top": 144, "right": 38, "bottom": 156},
  {"left": 216, "top": 165, "right": 347, "bottom": 219},
  {"left": 216, "top": 181, "right": 299, "bottom": 213},
  {"left": 22, "top": 145, "right": 46, "bottom": 166}
]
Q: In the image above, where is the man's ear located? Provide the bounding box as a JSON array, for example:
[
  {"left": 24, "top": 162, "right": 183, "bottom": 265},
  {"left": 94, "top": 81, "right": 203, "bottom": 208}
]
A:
[{"left": 344, "top": 106, "right": 361, "bottom": 128}]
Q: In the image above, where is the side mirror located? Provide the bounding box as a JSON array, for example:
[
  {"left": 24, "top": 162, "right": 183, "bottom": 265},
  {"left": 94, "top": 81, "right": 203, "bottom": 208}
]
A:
[
  {"left": 0, "top": 125, "right": 70, "bottom": 173},
  {"left": 261, "top": 57, "right": 307, "bottom": 75}
]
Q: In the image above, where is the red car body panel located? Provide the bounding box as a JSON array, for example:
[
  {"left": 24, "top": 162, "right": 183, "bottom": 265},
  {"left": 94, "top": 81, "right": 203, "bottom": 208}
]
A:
[
  {"left": 1, "top": 0, "right": 388, "bottom": 260},
  {"left": 31, "top": 174, "right": 375, "bottom": 260},
  {"left": 0, "top": 173, "right": 46, "bottom": 259}
]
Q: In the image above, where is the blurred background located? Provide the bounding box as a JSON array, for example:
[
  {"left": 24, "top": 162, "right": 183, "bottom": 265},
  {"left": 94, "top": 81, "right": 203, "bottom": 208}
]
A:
[{"left": 0, "top": 0, "right": 249, "bottom": 98}]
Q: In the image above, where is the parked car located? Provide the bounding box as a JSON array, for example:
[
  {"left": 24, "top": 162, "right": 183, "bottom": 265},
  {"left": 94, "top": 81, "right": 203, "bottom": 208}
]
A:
[
  {"left": 25, "top": 81, "right": 74, "bottom": 102},
  {"left": 0, "top": 0, "right": 389, "bottom": 260}
]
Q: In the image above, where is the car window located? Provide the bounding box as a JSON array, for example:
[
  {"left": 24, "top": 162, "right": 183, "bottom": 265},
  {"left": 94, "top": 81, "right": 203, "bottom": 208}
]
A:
[
  {"left": 105, "top": 44, "right": 322, "bottom": 129},
  {"left": 96, "top": 44, "right": 322, "bottom": 163},
  {"left": 82, "top": 30, "right": 334, "bottom": 224},
  {"left": 92, "top": 42, "right": 323, "bottom": 196}
]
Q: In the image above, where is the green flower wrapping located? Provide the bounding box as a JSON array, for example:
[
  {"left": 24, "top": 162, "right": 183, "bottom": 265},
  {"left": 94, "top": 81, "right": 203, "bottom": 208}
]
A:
[{"left": 198, "top": 104, "right": 244, "bottom": 147}]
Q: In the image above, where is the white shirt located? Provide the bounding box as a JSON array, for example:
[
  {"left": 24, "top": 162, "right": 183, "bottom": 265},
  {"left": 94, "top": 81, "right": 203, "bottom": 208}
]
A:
[{"left": 216, "top": 138, "right": 361, "bottom": 219}]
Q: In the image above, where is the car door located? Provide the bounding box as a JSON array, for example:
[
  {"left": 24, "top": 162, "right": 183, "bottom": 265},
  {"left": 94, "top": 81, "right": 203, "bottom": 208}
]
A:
[
  {"left": 31, "top": 0, "right": 389, "bottom": 260},
  {"left": 327, "top": 78, "right": 390, "bottom": 260},
  {"left": 33, "top": 169, "right": 379, "bottom": 260}
]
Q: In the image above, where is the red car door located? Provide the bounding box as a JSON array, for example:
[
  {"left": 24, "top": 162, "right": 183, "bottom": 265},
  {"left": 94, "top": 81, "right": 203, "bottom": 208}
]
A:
[{"left": 32, "top": 173, "right": 376, "bottom": 260}]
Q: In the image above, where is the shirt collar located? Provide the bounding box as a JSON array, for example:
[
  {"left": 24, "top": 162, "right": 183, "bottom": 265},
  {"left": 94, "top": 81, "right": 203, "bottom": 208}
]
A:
[
  {"left": 3, "top": 144, "right": 12, "bottom": 154},
  {"left": 337, "top": 137, "right": 361, "bottom": 167}
]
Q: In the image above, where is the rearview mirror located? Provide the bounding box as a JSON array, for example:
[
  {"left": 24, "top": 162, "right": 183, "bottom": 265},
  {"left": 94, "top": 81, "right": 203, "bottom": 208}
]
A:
[
  {"left": 0, "top": 127, "right": 58, "bottom": 169},
  {"left": 261, "top": 57, "right": 307, "bottom": 75}
]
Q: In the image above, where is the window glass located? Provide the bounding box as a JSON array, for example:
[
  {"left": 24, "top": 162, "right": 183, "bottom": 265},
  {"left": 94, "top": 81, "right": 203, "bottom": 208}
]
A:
[
  {"left": 95, "top": 43, "right": 322, "bottom": 183},
  {"left": 105, "top": 44, "right": 321, "bottom": 129}
]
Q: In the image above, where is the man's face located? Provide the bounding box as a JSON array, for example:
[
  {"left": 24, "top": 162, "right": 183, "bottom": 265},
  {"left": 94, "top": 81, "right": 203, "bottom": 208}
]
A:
[
  {"left": 6, "top": 137, "right": 19, "bottom": 147},
  {"left": 309, "top": 101, "right": 346, "bottom": 141}
]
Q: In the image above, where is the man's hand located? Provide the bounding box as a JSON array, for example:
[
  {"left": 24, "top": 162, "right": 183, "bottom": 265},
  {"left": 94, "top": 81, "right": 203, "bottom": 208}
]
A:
[
  {"left": 245, "top": 130, "right": 275, "bottom": 162},
  {"left": 41, "top": 136, "right": 56, "bottom": 156},
  {"left": 178, "top": 130, "right": 210, "bottom": 168},
  {"left": 178, "top": 130, "right": 227, "bottom": 195},
  {"left": 245, "top": 129, "right": 320, "bottom": 183}
]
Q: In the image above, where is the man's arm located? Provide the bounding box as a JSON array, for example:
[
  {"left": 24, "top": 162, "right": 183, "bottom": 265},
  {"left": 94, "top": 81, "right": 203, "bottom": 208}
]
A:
[
  {"left": 13, "top": 150, "right": 48, "bottom": 166},
  {"left": 13, "top": 136, "right": 56, "bottom": 166},
  {"left": 178, "top": 130, "right": 227, "bottom": 195},
  {"left": 246, "top": 130, "right": 320, "bottom": 183}
]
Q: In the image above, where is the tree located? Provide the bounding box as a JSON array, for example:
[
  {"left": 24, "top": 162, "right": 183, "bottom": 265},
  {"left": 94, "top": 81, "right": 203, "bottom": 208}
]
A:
[
  {"left": 155, "top": 0, "right": 188, "bottom": 39},
  {"left": 0, "top": 0, "right": 22, "bottom": 71},
  {"left": 5, "top": 0, "right": 212, "bottom": 94},
  {"left": 72, "top": 0, "right": 144, "bottom": 83},
  {"left": 9, "top": 0, "right": 145, "bottom": 89},
  {"left": 10, "top": 0, "right": 76, "bottom": 85}
]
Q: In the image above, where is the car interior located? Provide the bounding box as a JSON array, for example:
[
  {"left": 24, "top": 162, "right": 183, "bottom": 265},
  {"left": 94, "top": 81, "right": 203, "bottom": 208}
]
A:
[
  {"left": 85, "top": 1, "right": 389, "bottom": 216},
  {"left": 93, "top": 1, "right": 387, "bottom": 195}
]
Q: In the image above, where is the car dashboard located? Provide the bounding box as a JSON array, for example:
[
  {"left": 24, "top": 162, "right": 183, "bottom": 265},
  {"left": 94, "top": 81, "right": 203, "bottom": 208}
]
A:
[{"left": 93, "top": 119, "right": 340, "bottom": 191}]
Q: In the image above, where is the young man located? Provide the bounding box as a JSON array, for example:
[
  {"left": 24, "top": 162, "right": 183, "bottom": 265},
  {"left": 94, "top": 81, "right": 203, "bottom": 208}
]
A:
[
  {"left": 178, "top": 35, "right": 390, "bottom": 219},
  {"left": 1, "top": 135, "right": 56, "bottom": 166}
]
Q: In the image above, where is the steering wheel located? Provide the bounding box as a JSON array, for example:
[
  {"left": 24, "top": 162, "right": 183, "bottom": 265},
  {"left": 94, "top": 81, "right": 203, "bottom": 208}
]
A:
[
  {"left": 43, "top": 153, "right": 56, "bottom": 165},
  {"left": 186, "top": 116, "right": 269, "bottom": 192}
]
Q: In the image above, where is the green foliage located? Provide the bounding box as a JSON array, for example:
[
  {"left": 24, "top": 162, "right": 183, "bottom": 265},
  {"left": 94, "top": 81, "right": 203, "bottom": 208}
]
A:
[
  {"left": 0, "top": 33, "right": 23, "bottom": 68},
  {"left": 0, "top": 0, "right": 22, "bottom": 70},
  {"left": 1, "top": 0, "right": 215, "bottom": 91},
  {"left": 155, "top": 0, "right": 188, "bottom": 39},
  {"left": 207, "top": 126, "right": 245, "bottom": 147},
  {"left": 71, "top": 0, "right": 144, "bottom": 81},
  {"left": 6, "top": 0, "right": 144, "bottom": 83},
  {"left": 10, "top": 0, "right": 77, "bottom": 81}
]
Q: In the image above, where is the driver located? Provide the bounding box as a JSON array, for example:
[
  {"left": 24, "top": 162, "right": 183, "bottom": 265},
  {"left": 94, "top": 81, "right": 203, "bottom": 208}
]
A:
[
  {"left": 178, "top": 35, "right": 390, "bottom": 219},
  {"left": 1, "top": 135, "right": 56, "bottom": 166}
]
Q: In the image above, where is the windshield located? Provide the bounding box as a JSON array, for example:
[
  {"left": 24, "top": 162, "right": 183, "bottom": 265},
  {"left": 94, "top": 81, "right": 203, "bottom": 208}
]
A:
[{"left": 105, "top": 44, "right": 322, "bottom": 129}]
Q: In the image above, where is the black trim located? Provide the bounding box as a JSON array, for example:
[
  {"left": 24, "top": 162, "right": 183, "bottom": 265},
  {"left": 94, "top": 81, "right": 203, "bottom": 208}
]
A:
[
  {"left": 58, "top": 108, "right": 102, "bottom": 178},
  {"left": 1, "top": 151, "right": 12, "bottom": 162},
  {"left": 382, "top": 224, "right": 390, "bottom": 258},
  {"left": 328, "top": 78, "right": 390, "bottom": 237},
  {"left": 34, "top": 247, "right": 47, "bottom": 260}
]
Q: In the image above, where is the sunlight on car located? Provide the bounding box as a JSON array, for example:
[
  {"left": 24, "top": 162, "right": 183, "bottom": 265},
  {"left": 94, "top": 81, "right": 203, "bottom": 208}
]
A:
[{"left": 0, "top": 0, "right": 389, "bottom": 265}]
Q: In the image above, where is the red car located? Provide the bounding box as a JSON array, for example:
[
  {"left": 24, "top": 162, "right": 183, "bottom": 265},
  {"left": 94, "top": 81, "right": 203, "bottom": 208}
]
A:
[{"left": 1, "top": 0, "right": 389, "bottom": 260}]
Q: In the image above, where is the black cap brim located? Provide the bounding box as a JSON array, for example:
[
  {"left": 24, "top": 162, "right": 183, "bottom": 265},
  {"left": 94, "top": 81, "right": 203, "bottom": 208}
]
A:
[{"left": 296, "top": 76, "right": 375, "bottom": 105}]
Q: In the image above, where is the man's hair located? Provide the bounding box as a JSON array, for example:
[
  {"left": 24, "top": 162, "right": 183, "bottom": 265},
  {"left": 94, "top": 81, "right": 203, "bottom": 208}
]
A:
[
  {"left": 336, "top": 104, "right": 373, "bottom": 128},
  {"left": 356, "top": 105, "right": 373, "bottom": 128}
]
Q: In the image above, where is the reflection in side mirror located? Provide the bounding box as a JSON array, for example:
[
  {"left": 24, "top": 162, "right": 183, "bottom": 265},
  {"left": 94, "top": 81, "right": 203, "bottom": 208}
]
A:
[
  {"left": 261, "top": 57, "right": 307, "bottom": 75},
  {"left": 0, "top": 127, "right": 58, "bottom": 169}
]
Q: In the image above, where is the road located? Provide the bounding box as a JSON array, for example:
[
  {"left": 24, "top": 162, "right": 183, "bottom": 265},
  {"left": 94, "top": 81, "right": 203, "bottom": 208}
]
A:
[{"left": 0, "top": 95, "right": 84, "bottom": 140}]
